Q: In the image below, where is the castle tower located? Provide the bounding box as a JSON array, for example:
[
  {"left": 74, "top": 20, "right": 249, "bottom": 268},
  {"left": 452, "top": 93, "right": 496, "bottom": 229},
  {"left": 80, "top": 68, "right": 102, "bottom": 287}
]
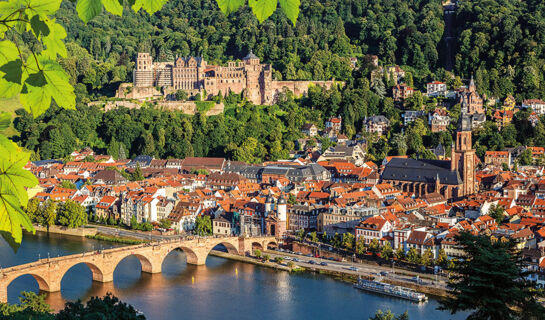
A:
[
  {"left": 134, "top": 53, "right": 154, "bottom": 87},
  {"left": 452, "top": 115, "right": 476, "bottom": 197},
  {"left": 243, "top": 50, "right": 263, "bottom": 104}
]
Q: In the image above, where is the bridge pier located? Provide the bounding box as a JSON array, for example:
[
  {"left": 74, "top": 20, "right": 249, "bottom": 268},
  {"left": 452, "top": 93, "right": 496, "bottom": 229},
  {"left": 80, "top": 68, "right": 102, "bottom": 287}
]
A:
[
  {"left": 93, "top": 271, "right": 113, "bottom": 283},
  {"left": 140, "top": 258, "right": 163, "bottom": 274},
  {"left": 0, "top": 281, "right": 7, "bottom": 303}
]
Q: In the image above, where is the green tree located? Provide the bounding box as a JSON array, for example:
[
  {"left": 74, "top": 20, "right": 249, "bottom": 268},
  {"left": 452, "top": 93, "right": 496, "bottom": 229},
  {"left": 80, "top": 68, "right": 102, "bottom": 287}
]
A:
[
  {"left": 488, "top": 205, "right": 505, "bottom": 224},
  {"left": 369, "top": 309, "right": 409, "bottom": 320},
  {"left": 332, "top": 232, "right": 342, "bottom": 248},
  {"left": 436, "top": 248, "right": 448, "bottom": 268},
  {"left": 421, "top": 248, "right": 434, "bottom": 267},
  {"left": 254, "top": 249, "right": 261, "bottom": 258},
  {"left": 60, "top": 181, "right": 77, "bottom": 189},
  {"left": 518, "top": 148, "right": 533, "bottom": 166},
  {"left": 356, "top": 237, "right": 366, "bottom": 255},
  {"left": 296, "top": 229, "right": 305, "bottom": 241},
  {"left": 394, "top": 247, "right": 406, "bottom": 261},
  {"left": 159, "top": 218, "right": 172, "bottom": 229},
  {"left": 57, "top": 200, "right": 87, "bottom": 228},
  {"left": 263, "top": 254, "right": 270, "bottom": 262},
  {"left": 439, "top": 232, "right": 545, "bottom": 319},
  {"left": 368, "top": 239, "right": 380, "bottom": 255},
  {"left": 407, "top": 248, "right": 421, "bottom": 265},
  {"left": 310, "top": 231, "right": 318, "bottom": 243},
  {"left": 25, "top": 198, "right": 41, "bottom": 223},
  {"left": 342, "top": 232, "right": 355, "bottom": 250},
  {"left": 37, "top": 200, "right": 58, "bottom": 232},
  {"left": 195, "top": 215, "right": 212, "bottom": 236},
  {"left": 381, "top": 242, "right": 393, "bottom": 261},
  {"left": 56, "top": 293, "right": 146, "bottom": 320},
  {"left": 130, "top": 164, "right": 145, "bottom": 181},
  {"left": 175, "top": 90, "right": 188, "bottom": 101},
  {"left": 274, "top": 256, "right": 284, "bottom": 264}
]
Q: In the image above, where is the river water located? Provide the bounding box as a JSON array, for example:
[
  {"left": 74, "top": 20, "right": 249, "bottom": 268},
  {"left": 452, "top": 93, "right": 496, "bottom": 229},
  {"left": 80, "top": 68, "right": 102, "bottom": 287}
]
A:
[{"left": 1, "top": 233, "right": 467, "bottom": 319}]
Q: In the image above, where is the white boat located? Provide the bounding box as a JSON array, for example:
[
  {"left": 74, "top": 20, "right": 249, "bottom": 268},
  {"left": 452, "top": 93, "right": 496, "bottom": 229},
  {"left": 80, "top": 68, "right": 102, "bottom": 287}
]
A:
[{"left": 354, "top": 278, "right": 428, "bottom": 303}]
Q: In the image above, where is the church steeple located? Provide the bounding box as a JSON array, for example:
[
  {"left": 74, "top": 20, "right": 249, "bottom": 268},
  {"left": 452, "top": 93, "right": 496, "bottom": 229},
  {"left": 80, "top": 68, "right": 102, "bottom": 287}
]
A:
[
  {"left": 435, "top": 174, "right": 441, "bottom": 193},
  {"left": 469, "top": 75, "right": 476, "bottom": 92}
]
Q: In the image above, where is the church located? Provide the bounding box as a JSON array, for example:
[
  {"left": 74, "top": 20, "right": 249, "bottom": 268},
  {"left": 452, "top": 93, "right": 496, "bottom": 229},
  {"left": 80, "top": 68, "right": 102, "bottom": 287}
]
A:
[{"left": 381, "top": 116, "right": 477, "bottom": 199}]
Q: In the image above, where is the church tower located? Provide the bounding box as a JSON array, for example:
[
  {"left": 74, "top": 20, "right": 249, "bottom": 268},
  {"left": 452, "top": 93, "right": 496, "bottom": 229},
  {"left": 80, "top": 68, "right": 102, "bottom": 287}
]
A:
[{"left": 451, "top": 115, "right": 476, "bottom": 197}]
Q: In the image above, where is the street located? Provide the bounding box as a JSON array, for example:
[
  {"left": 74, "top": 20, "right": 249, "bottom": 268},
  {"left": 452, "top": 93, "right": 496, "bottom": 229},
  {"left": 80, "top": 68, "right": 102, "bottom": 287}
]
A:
[{"left": 265, "top": 249, "right": 448, "bottom": 291}]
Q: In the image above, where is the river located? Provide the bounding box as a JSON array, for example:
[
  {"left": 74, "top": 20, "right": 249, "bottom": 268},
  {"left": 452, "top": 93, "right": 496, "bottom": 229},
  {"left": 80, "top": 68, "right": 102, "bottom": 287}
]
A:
[{"left": 1, "top": 232, "right": 467, "bottom": 319}]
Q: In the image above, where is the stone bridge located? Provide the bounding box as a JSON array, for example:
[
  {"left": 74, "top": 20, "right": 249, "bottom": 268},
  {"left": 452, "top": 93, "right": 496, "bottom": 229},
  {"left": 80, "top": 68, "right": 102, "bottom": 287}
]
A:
[{"left": 0, "top": 236, "right": 277, "bottom": 303}]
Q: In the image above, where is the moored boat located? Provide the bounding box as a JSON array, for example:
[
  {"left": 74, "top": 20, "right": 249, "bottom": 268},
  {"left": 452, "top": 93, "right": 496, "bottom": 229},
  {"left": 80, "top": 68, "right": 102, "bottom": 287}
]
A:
[{"left": 354, "top": 278, "right": 428, "bottom": 303}]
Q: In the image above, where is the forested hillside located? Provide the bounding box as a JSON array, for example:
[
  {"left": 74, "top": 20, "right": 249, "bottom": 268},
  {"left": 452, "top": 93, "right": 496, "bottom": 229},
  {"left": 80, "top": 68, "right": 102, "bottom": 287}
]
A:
[
  {"left": 455, "top": 0, "right": 545, "bottom": 99},
  {"left": 56, "top": 0, "right": 445, "bottom": 99},
  {"left": 10, "top": 0, "right": 545, "bottom": 163}
]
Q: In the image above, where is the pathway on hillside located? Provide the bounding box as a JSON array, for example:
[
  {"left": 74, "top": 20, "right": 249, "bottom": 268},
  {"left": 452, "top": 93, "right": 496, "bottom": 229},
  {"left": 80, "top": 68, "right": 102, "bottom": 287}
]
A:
[{"left": 442, "top": 0, "right": 457, "bottom": 71}]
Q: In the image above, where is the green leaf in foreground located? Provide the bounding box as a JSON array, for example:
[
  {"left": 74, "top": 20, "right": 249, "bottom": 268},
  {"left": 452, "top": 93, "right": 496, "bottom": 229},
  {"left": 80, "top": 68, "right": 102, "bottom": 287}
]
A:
[
  {"left": 132, "top": 0, "right": 167, "bottom": 14},
  {"left": 216, "top": 0, "right": 245, "bottom": 15},
  {"left": 76, "top": 0, "right": 102, "bottom": 23},
  {"left": 102, "top": 0, "right": 123, "bottom": 16},
  {"left": 0, "top": 112, "right": 10, "bottom": 131},
  {"left": 0, "top": 59, "right": 25, "bottom": 98},
  {"left": 248, "top": 0, "right": 277, "bottom": 22},
  {"left": 27, "top": 0, "right": 63, "bottom": 15},
  {"left": 20, "top": 58, "right": 75, "bottom": 117},
  {"left": 42, "top": 18, "right": 68, "bottom": 59},
  {"left": 0, "top": 136, "right": 37, "bottom": 249},
  {"left": 279, "top": 0, "right": 299, "bottom": 25}
]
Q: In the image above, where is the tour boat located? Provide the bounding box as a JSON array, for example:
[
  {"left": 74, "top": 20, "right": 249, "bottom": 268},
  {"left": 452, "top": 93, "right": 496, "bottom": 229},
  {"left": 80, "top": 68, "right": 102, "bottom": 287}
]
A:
[{"left": 353, "top": 278, "right": 428, "bottom": 303}]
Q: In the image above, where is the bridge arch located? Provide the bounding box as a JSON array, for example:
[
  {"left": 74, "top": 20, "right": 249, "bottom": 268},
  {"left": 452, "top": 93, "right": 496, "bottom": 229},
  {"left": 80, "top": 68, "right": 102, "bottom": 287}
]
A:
[
  {"left": 176, "top": 246, "right": 201, "bottom": 265},
  {"left": 251, "top": 242, "right": 264, "bottom": 251},
  {"left": 60, "top": 261, "right": 106, "bottom": 283},
  {"left": 266, "top": 240, "right": 278, "bottom": 249},
  {"left": 212, "top": 241, "right": 239, "bottom": 255},
  {"left": 114, "top": 252, "right": 158, "bottom": 274},
  {"left": 7, "top": 273, "right": 52, "bottom": 296}
]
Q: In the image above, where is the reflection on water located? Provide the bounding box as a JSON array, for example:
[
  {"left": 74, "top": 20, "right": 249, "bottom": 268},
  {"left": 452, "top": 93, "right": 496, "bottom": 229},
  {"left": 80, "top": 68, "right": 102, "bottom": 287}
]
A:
[{"left": 3, "top": 233, "right": 467, "bottom": 319}]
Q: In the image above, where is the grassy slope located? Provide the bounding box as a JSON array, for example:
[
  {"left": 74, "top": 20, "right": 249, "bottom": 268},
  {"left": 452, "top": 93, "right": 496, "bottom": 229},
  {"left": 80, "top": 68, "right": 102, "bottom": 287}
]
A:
[{"left": 0, "top": 97, "right": 23, "bottom": 137}]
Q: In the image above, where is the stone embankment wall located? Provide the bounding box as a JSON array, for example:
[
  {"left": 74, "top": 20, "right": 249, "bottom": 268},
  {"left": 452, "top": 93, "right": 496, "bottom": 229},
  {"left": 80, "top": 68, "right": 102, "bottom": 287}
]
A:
[
  {"left": 33, "top": 225, "right": 97, "bottom": 237},
  {"left": 88, "top": 100, "right": 224, "bottom": 116}
]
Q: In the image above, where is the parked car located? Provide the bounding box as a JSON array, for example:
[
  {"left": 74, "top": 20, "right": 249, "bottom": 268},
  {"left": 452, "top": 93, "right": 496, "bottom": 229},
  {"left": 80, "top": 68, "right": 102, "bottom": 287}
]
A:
[
  {"left": 320, "top": 262, "right": 328, "bottom": 266},
  {"left": 380, "top": 271, "right": 389, "bottom": 276},
  {"left": 308, "top": 260, "right": 316, "bottom": 264},
  {"left": 292, "top": 258, "right": 300, "bottom": 262},
  {"left": 348, "top": 266, "right": 358, "bottom": 271}
]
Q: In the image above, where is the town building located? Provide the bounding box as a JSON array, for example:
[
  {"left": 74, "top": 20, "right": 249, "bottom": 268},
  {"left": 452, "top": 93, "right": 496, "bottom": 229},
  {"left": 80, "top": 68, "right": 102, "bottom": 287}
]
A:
[
  {"left": 301, "top": 123, "right": 318, "bottom": 137},
  {"left": 403, "top": 110, "right": 426, "bottom": 126},
  {"left": 325, "top": 117, "right": 342, "bottom": 132},
  {"left": 485, "top": 151, "right": 511, "bottom": 167},
  {"left": 364, "top": 115, "right": 390, "bottom": 136},
  {"left": 426, "top": 81, "right": 447, "bottom": 96},
  {"left": 429, "top": 109, "right": 450, "bottom": 133},
  {"left": 523, "top": 99, "right": 545, "bottom": 115},
  {"left": 458, "top": 77, "right": 484, "bottom": 114},
  {"left": 392, "top": 84, "right": 414, "bottom": 101}
]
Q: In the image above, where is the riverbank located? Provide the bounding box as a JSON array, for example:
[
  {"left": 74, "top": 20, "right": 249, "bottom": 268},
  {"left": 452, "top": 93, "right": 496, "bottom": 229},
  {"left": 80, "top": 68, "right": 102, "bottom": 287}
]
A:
[
  {"left": 85, "top": 234, "right": 148, "bottom": 245},
  {"left": 209, "top": 250, "right": 298, "bottom": 272},
  {"left": 213, "top": 250, "right": 450, "bottom": 298},
  {"left": 33, "top": 225, "right": 97, "bottom": 237}
]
